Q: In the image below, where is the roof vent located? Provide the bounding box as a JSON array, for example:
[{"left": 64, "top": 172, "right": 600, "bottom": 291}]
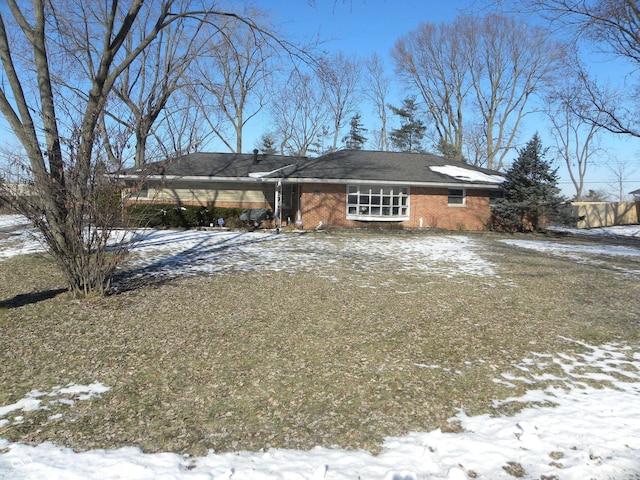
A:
[{"left": 253, "top": 148, "right": 260, "bottom": 164}]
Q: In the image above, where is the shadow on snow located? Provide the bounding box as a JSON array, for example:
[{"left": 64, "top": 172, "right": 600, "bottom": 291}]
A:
[{"left": 111, "top": 231, "right": 283, "bottom": 293}]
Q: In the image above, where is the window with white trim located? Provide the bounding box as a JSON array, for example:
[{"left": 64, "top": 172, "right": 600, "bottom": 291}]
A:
[
  {"left": 448, "top": 188, "right": 465, "bottom": 206},
  {"left": 347, "top": 185, "right": 409, "bottom": 220}
]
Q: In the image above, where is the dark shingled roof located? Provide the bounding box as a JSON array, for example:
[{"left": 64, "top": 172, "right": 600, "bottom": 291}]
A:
[{"left": 118, "top": 150, "right": 504, "bottom": 187}]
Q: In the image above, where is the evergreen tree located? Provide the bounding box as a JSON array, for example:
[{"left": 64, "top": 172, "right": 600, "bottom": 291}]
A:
[
  {"left": 342, "top": 113, "right": 368, "bottom": 149},
  {"left": 257, "top": 133, "right": 278, "bottom": 155},
  {"left": 389, "top": 97, "right": 426, "bottom": 152},
  {"left": 491, "top": 134, "right": 565, "bottom": 232},
  {"left": 436, "top": 138, "right": 466, "bottom": 162},
  {"left": 574, "top": 189, "right": 610, "bottom": 202}
]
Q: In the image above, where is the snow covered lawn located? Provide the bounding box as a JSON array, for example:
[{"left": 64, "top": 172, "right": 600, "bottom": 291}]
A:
[
  {"left": 1, "top": 216, "right": 639, "bottom": 479},
  {"left": 1, "top": 341, "right": 638, "bottom": 479}
]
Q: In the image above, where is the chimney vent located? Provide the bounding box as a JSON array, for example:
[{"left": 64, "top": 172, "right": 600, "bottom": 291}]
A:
[{"left": 253, "top": 148, "right": 259, "bottom": 164}]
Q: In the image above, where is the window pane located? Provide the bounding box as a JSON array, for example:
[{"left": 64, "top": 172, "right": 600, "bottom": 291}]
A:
[
  {"left": 347, "top": 184, "right": 409, "bottom": 218},
  {"left": 448, "top": 189, "right": 464, "bottom": 205}
]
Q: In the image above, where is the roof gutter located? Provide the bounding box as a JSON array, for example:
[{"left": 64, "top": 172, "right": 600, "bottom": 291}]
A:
[{"left": 112, "top": 174, "right": 504, "bottom": 189}]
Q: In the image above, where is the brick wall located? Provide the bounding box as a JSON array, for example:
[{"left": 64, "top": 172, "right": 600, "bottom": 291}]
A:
[
  {"left": 300, "top": 184, "right": 493, "bottom": 231},
  {"left": 409, "top": 187, "right": 492, "bottom": 230},
  {"left": 128, "top": 181, "right": 495, "bottom": 231}
]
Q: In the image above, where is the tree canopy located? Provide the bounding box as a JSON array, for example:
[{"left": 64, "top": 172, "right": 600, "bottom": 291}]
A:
[
  {"left": 491, "top": 134, "right": 565, "bottom": 232},
  {"left": 0, "top": 0, "right": 293, "bottom": 296},
  {"left": 342, "top": 113, "right": 368, "bottom": 150},
  {"left": 389, "top": 97, "right": 426, "bottom": 153}
]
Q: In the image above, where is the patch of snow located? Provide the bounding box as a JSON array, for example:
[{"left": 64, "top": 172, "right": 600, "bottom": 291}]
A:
[
  {"left": 121, "top": 230, "right": 498, "bottom": 282},
  {"left": 0, "top": 214, "right": 30, "bottom": 230},
  {"left": 499, "top": 238, "right": 640, "bottom": 277},
  {"left": 0, "top": 396, "right": 42, "bottom": 417},
  {"left": 55, "top": 382, "right": 111, "bottom": 399},
  {"left": 0, "top": 229, "right": 45, "bottom": 259},
  {"left": 1, "top": 342, "right": 640, "bottom": 478},
  {"left": 500, "top": 239, "right": 640, "bottom": 258},
  {"left": 429, "top": 165, "right": 505, "bottom": 184},
  {"left": 550, "top": 224, "right": 640, "bottom": 238},
  {"left": 0, "top": 383, "right": 111, "bottom": 422}
]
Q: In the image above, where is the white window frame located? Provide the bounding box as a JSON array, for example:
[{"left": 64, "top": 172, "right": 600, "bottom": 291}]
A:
[
  {"left": 448, "top": 188, "right": 466, "bottom": 207},
  {"left": 346, "top": 185, "right": 410, "bottom": 221}
]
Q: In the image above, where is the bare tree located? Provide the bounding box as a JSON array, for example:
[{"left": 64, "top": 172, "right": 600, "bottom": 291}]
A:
[
  {"left": 608, "top": 157, "right": 637, "bottom": 201},
  {"left": 545, "top": 70, "right": 605, "bottom": 200},
  {"left": 510, "top": 0, "right": 640, "bottom": 138},
  {"left": 364, "top": 53, "right": 391, "bottom": 151},
  {"left": 392, "top": 19, "right": 469, "bottom": 161},
  {"left": 154, "top": 91, "right": 210, "bottom": 159},
  {"left": 108, "top": 10, "right": 207, "bottom": 167},
  {"left": 467, "top": 15, "right": 565, "bottom": 170},
  {"left": 317, "top": 51, "right": 362, "bottom": 151},
  {"left": 191, "top": 9, "right": 278, "bottom": 153},
  {"left": 269, "top": 70, "right": 329, "bottom": 156},
  {"left": 392, "top": 14, "right": 565, "bottom": 170},
  {"left": 0, "top": 0, "right": 285, "bottom": 296}
]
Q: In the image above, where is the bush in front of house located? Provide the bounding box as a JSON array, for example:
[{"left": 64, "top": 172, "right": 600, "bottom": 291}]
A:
[{"left": 126, "top": 204, "right": 245, "bottom": 229}]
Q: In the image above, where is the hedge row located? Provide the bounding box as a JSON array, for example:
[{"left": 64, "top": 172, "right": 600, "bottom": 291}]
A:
[{"left": 126, "top": 203, "right": 246, "bottom": 229}]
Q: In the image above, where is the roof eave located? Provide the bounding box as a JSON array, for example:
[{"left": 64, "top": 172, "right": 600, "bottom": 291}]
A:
[{"left": 113, "top": 174, "right": 504, "bottom": 189}]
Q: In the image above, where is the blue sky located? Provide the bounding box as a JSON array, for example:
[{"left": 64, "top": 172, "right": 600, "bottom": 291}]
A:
[
  {"left": 269, "top": 0, "right": 470, "bottom": 57},
  {"left": 252, "top": 0, "right": 640, "bottom": 199},
  {"left": 0, "top": 1, "right": 637, "bottom": 199}
]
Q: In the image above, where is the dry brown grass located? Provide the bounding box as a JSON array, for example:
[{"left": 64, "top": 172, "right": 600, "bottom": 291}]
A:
[{"left": 0, "top": 231, "right": 638, "bottom": 455}]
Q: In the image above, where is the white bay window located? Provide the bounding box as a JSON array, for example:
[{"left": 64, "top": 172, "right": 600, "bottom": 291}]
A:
[{"left": 347, "top": 185, "right": 409, "bottom": 221}]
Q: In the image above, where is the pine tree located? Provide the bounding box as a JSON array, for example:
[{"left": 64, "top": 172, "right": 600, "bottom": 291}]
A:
[
  {"left": 389, "top": 97, "right": 426, "bottom": 153},
  {"left": 342, "top": 113, "right": 368, "bottom": 149},
  {"left": 492, "top": 134, "right": 565, "bottom": 232},
  {"left": 436, "top": 138, "right": 465, "bottom": 162},
  {"left": 257, "top": 133, "right": 278, "bottom": 155}
]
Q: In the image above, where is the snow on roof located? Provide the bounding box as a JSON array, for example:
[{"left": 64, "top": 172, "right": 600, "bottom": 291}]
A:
[{"left": 429, "top": 165, "right": 505, "bottom": 184}]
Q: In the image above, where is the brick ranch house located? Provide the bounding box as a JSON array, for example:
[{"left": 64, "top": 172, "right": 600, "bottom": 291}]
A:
[{"left": 116, "top": 149, "right": 505, "bottom": 231}]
